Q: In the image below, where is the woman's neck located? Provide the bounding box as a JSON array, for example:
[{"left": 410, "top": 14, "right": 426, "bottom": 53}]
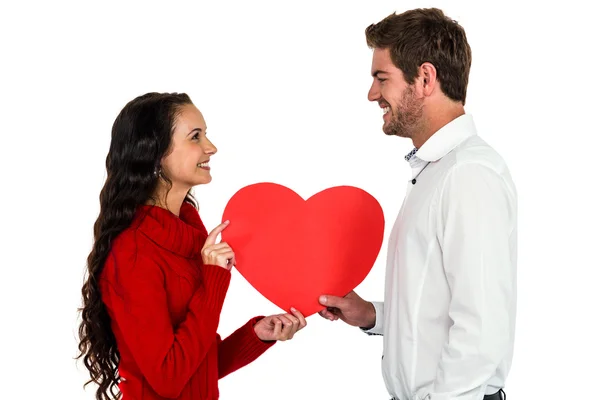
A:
[{"left": 147, "top": 184, "right": 191, "bottom": 217}]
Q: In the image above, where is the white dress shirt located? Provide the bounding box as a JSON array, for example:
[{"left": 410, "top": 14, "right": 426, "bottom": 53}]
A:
[{"left": 364, "top": 114, "right": 517, "bottom": 400}]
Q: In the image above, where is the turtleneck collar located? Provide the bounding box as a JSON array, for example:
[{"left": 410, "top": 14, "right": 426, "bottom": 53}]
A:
[{"left": 133, "top": 201, "right": 208, "bottom": 258}]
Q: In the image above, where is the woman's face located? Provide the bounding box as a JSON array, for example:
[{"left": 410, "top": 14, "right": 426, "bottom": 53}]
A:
[{"left": 161, "top": 103, "right": 217, "bottom": 188}]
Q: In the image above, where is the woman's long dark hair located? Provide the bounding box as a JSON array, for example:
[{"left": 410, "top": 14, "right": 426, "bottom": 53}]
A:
[{"left": 77, "top": 92, "right": 198, "bottom": 400}]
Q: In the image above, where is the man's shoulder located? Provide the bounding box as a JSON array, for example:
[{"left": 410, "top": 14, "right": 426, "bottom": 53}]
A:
[
  {"left": 433, "top": 135, "right": 516, "bottom": 197},
  {"left": 447, "top": 135, "right": 510, "bottom": 173}
]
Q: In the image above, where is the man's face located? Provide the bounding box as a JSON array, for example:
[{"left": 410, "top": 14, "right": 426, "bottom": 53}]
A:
[{"left": 367, "top": 48, "right": 423, "bottom": 138}]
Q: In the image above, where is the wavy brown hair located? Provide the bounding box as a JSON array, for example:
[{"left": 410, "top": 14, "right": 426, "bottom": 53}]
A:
[{"left": 77, "top": 92, "right": 198, "bottom": 400}]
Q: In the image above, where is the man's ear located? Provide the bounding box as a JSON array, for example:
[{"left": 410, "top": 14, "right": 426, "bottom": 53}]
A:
[{"left": 420, "top": 62, "right": 437, "bottom": 97}]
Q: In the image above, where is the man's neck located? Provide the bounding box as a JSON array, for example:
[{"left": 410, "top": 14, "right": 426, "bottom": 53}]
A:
[{"left": 412, "top": 104, "right": 465, "bottom": 149}]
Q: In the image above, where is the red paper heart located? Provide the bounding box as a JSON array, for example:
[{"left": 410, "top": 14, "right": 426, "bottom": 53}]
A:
[{"left": 221, "top": 183, "right": 384, "bottom": 317}]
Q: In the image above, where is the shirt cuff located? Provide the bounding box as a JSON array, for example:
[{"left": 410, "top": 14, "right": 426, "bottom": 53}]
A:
[{"left": 360, "top": 301, "right": 384, "bottom": 336}]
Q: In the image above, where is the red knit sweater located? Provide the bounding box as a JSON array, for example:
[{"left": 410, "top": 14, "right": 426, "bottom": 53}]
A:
[{"left": 99, "top": 202, "right": 275, "bottom": 400}]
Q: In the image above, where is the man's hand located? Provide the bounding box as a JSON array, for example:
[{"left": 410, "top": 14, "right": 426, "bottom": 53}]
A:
[{"left": 318, "top": 291, "right": 376, "bottom": 329}]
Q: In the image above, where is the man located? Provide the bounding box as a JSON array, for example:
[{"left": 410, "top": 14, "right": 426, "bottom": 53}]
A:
[{"left": 319, "top": 8, "right": 517, "bottom": 400}]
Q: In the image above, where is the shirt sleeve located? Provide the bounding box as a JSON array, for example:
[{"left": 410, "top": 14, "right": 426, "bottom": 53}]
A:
[
  {"left": 217, "top": 316, "right": 276, "bottom": 379},
  {"left": 428, "top": 163, "right": 517, "bottom": 400},
  {"left": 100, "top": 252, "right": 231, "bottom": 399}
]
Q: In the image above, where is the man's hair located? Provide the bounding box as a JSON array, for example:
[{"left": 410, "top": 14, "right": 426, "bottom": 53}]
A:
[{"left": 365, "top": 8, "right": 472, "bottom": 105}]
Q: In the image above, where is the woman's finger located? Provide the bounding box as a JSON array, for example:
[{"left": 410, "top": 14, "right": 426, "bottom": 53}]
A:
[
  {"left": 203, "top": 221, "right": 230, "bottom": 247},
  {"left": 204, "top": 242, "right": 231, "bottom": 252},
  {"left": 273, "top": 317, "right": 282, "bottom": 338},
  {"left": 290, "top": 307, "right": 307, "bottom": 329},
  {"left": 278, "top": 314, "right": 295, "bottom": 339}
]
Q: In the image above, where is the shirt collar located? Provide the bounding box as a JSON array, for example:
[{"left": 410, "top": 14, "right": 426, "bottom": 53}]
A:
[{"left": 404, "top": 114, "right": 477, "bottom": 163}]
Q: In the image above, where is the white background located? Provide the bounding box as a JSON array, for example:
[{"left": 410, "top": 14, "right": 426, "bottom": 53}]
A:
[{"left": 1, "top": 0, "right": 599, "bottom": 399}]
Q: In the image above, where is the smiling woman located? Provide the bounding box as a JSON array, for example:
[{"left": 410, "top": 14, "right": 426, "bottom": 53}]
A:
[
  {"left": 76, "top": 92, "right": 307, "bottom": 400},
  {"left": 153, "top": 102, "right": 217, "bottom": 203}
]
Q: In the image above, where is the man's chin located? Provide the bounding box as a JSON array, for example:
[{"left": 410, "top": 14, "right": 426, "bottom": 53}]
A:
[
  {"left": 383, "top": 123, "right": 398, "bottom": 137},
  {"left": 383, "top": 124, "right": 410, "bottom": 138}
]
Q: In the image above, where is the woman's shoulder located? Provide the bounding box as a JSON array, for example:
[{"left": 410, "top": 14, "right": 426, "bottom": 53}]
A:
[{"left": 102, "top": 227, "right": 160, "bottom": 279}]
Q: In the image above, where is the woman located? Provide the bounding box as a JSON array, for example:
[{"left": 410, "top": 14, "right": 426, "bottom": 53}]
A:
[{"left": 78, "top": 92, "right": 306, "bottom": 400}]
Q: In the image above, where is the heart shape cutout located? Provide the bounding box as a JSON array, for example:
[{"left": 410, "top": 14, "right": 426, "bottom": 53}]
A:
[{"left": 221, "top": 183, "right": 385, "bottom": 316}]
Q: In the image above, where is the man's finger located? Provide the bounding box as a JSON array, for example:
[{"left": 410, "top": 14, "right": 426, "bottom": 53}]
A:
[
  {"left": 319, "top": 309, "right": 338, "bottom": 321},
  {"left": 345, "top": 290, "right": 358, "bottom": 300},
  {"left": 319, "top": 294, "right": 348, "bottom": 310},
  {"left": 204, "top": 221, "right": 230, "bottom": 246}
]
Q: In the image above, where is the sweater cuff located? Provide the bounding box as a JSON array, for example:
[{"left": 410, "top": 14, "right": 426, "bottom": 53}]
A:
[
  {"left": 232, "top": 316, "right": 276, "bottom": 362},
  {"left": 197, "top": 264, "right": 231, "bottom": 309}
]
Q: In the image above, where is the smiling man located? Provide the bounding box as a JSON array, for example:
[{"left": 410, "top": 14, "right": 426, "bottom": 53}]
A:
[{"left": 319, "top": 8, "right": 517, "bottom": 400}]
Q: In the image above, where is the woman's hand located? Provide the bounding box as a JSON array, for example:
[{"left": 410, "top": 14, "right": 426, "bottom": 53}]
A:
[
  {"left": 201, "top": 221, "right": 236, "bottom": 270},
  {"left": 254, "top": 308, "right": 307, "bottom": 342}
]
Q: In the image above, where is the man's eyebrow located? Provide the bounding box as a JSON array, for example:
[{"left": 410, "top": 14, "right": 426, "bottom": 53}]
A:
[{"left": 372, "top": 70, "right": 389, "bottom": 78}]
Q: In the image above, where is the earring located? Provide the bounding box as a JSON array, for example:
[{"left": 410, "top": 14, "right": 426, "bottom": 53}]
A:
[{"left": 154, "top": 167, "right": 162, "bottom": 178}]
